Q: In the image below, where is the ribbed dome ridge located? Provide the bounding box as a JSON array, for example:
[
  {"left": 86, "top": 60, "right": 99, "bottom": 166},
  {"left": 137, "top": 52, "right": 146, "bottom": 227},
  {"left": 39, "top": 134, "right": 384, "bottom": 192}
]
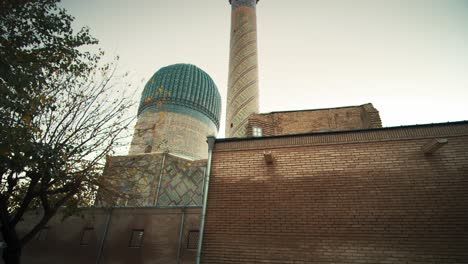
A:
[{"left": 138, "top": 64, "right": 222, "bottom": 129}]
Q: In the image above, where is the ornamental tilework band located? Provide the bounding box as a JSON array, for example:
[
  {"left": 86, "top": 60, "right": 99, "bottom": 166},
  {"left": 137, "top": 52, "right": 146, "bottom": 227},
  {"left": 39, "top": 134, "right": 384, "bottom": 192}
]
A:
[
  {"left": 230, "top": 0, "right": 258, "bottom": 9},
  {"left": 128, "top": 111, "right": 216, "bottom": 159}
]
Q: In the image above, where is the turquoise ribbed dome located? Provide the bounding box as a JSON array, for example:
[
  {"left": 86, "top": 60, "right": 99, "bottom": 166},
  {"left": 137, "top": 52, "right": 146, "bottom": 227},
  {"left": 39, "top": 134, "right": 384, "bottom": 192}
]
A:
[{"left": 138, "top": 64, "right": 222, "bottom": 129}]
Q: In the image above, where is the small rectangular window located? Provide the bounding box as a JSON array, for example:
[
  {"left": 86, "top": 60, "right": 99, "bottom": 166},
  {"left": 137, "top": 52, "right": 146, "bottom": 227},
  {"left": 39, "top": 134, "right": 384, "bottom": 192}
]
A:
[
  {"left": 187, "top": 230, "right": 199, "bottom": 250},
  {"left": 37, "top": 227, "right": 49, "bottom": 241},
  {"left": 252, "top": 126, "right": 263, "bottom": 137},
  {"left": 129, "top": 229, "right": 144, "bottom": 248},
  {"left": 80, "top": 227, "right": 94, "bottom": 245}
]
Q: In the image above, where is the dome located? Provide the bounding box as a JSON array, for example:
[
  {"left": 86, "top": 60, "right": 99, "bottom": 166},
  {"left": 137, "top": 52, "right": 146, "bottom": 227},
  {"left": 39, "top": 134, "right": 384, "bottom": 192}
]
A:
[{"left": 138, "top": 64, "right": 222, "bottom": 129}]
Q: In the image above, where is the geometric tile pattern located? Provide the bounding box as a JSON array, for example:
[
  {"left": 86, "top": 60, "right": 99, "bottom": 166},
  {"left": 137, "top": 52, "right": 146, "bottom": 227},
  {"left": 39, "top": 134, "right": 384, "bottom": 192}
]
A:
[
  {"left": 100, "top": 153, "right": 206, "bottom": 207},
  {"left": 100, "top": 154, "right": 164, "bottom": 206},
  {"left": 156, "top": 155, "right": 205, "bottom": 207}
]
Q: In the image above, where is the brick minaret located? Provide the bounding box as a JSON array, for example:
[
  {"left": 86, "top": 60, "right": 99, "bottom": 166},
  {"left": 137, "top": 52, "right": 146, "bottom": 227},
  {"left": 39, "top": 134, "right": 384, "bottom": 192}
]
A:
[{"left": 225, "top": 0, "right": 260, "bottom": 138}]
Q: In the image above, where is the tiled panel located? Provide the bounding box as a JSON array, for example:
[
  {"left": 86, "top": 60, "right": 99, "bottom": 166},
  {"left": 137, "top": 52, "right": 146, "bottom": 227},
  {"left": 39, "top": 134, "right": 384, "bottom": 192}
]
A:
[{"left": 157, "top": 155, "right": 205, "bottom": 207}]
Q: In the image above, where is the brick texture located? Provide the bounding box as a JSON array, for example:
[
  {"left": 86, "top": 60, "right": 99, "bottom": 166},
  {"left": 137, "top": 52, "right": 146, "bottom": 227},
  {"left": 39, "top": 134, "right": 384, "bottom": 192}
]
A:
[
  {"left": 202, "top": 122, "right": 468, "bottom": 263},
  {"left": 20, "top": 208, "right": 201, "bottom": 264},
  {"left": 226, "top": 1, "right": 260, "bottom": 138},
  {"left": 247, "top": 103, "right": 382, "bottom": 137}
]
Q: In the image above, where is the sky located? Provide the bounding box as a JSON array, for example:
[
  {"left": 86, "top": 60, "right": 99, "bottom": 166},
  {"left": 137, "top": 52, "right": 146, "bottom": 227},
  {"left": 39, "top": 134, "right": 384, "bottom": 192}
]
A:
[{"left": 61, "top": 0, "right": 468, "bottom": 140}]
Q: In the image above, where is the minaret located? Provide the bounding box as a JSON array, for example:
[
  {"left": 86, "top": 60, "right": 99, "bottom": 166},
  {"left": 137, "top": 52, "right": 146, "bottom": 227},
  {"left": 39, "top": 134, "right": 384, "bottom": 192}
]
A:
[{"left": 225, "top": 0, "right": 260, "bottom": 138}]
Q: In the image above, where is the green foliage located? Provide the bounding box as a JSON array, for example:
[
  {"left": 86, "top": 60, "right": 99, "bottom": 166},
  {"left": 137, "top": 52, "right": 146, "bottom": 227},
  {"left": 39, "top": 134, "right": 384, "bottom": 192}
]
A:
[
  {"left": 0, "top": 1, "right": 134, "bottom": 263},
  {"left": 1, "top": 0, "right": 100, "bottom": 181}
]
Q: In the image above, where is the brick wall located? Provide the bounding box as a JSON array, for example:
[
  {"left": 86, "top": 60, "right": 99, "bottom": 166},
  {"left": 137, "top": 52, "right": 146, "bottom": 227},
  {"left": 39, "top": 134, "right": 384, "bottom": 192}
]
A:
[
  {"left": 20, "top": 207, "right": 201, "bottom": 264},
  {"left": 202, "top": 122, "right": 468, "bottom": 263},
  {"left": 247, "top": 103, "right": 382, "bottom": 137}
]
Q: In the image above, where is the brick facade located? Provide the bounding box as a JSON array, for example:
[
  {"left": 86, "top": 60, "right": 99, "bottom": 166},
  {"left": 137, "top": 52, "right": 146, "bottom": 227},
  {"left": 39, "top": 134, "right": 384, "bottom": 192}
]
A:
[
  {"left": 20, "top": 153, "right": 206, "bottom": 264},
  {"left": 202, "top": 121, "right": 468, "bottom": 263},
  {"left": 20, "top": 208, "right": 201, "bottom": 264},
  {"left": 247, "top": 103, "right": 382, "bottom": 137}
]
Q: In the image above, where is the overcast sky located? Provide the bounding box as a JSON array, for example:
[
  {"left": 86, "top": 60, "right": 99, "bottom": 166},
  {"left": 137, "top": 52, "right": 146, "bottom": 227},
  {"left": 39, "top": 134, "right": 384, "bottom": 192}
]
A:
[{"left": 61, "top": 0, "right": 468, "bottom": 140}]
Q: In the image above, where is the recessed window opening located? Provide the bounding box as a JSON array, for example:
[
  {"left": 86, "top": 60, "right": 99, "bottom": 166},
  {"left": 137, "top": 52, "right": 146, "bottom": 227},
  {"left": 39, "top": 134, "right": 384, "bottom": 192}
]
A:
[
  {"left": 129, "top": 229, "right": 144, "bottom": 248},
  {"left": 187, "top": 230, "right": 200, "bottom": 250},
  {"left": 80, "top": 227, "right": 94, "bottom": 245},
  {"left": 252, "top": 126, "right": 262, "bottom": 137}
]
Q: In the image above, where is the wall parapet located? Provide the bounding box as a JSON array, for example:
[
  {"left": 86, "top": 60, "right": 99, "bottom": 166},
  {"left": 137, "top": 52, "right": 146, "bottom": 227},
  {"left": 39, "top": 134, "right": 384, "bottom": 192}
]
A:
[{"left": 215, "top": 121, "right": 468, "bottom": 152}]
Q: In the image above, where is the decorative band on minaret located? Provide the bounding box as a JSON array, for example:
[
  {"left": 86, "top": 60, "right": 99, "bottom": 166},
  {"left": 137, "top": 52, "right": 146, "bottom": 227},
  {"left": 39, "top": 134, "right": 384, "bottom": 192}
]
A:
[{"left": 226, "top": 0, "right": 260, "bottom": 138}]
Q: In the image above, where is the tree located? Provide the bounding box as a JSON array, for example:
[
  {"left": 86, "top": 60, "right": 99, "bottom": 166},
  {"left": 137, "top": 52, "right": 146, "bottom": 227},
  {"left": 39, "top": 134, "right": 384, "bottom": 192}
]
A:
[{"left": 0, "top": 1, "right": 135, "bottom": 263}]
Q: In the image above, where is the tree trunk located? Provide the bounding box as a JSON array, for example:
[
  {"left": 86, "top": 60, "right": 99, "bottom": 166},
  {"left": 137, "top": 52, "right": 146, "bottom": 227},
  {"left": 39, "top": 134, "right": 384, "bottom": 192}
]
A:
[
  {"left": 1, "top": 225, "right": 22, "bottom": 264},
  {"left": 2, "top": 245, "right": 21, "bottom": 264}
]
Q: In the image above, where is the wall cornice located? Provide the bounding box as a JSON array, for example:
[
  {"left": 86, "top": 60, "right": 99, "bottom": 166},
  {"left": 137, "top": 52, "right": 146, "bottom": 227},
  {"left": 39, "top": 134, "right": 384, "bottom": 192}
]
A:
[{"left": 214, "top": 121, "right": 468, "bottom": 152}]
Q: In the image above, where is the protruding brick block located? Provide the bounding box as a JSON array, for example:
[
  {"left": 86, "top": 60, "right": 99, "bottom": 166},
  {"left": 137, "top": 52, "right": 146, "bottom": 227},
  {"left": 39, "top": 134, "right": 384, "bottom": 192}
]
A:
[{"left": 422, "top": 138, "right": 448, "bottom": 154}]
